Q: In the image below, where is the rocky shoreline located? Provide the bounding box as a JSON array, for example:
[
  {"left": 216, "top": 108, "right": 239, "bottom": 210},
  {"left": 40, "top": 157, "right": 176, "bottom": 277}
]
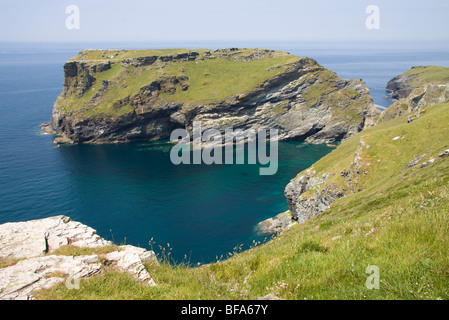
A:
[{"left": 0, "top": 215, "right": 158, "bottom": 300}]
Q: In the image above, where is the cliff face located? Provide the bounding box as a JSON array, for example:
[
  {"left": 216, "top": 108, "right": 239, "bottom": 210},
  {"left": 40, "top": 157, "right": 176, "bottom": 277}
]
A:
[
  {"left": 284, "top": 66, "right": 449, "bottom": 227},
  {"left": 45, "top": 48, "right": 379, "bottom": 145},
  {"left": 381, "top": 66, "right": 449, "bottom": 122}
]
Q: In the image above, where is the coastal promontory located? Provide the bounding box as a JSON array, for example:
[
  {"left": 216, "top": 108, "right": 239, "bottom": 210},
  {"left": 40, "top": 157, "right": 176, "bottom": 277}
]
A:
[{"left": 43, "top": 48, "right": 380, "bottom": 145}]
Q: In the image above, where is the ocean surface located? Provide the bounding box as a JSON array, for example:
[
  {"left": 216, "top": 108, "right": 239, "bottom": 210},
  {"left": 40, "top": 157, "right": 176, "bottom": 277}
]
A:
[{"left": 1, "top": 41, "right": 448, "bottom": 264}]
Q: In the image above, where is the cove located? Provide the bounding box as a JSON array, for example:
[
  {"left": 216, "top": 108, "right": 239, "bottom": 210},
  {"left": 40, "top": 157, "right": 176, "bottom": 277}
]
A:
[{"left": 53, "top": 140, "right": 332, "bottom": 264}]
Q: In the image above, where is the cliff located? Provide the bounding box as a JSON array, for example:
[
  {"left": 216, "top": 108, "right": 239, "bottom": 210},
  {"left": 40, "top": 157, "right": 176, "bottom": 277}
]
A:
[
  {"left": 381, "top": 66, "right": 449, "bottom": 122},
  {"left": 281, "top": 66, "right": 449, "bottom": 226},
  {"left": 43, "top": 48, "right": 379, "bottom": 145}
]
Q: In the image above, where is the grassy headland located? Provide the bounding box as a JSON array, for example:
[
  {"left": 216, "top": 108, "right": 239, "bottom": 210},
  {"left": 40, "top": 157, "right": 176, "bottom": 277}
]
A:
[{"left": 35, "top": 100, "right": 449, "bottom": 300}]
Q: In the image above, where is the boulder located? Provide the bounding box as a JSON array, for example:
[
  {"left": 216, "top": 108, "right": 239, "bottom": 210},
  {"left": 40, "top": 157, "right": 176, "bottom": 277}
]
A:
[
  {"left": 0, "top": 254, "right": 102, "bottom": 300},
  {"left": 256, "top": 211, "right": 293, "bottom": 235}
]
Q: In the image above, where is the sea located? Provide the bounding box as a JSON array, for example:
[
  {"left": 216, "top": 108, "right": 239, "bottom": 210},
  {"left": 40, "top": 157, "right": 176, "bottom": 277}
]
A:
[{"left": 1, "top": 41, "right": 448, "bottom": 264}]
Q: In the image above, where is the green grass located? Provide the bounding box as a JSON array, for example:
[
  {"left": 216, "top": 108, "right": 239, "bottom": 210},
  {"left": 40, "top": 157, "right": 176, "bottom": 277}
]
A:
[
  {"left": 302, "top": 69, "right": 338, "bottom": 105},
  {"left": 50, "top": 245, "right": 119, "bottom": 257},
  {"left": 57, "top": 48, "right": 301, "bottom": 119},
  {"left": 402, "top": 66, "right": 449, "bottom": 87},
  {"left": 35, "top": 102, "right": 449, "bottom": 300},
  {"left": 158, "top": 55, "right": 299, "bottom": 104},
  {"left": 70, "top": 48, "right": 204, "bottom": 61}
]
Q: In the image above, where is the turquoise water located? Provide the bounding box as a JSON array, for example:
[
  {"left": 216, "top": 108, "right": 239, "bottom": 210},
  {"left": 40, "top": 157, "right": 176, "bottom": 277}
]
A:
[{"left": 1, "top": 42, "right": 448, "bottom": 263}]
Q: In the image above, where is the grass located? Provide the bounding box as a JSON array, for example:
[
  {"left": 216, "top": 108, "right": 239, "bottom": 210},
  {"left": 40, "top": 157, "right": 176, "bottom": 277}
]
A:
[
  {"left": 35, "top": 101, "right": 449, "bottom": 300},
  {"left": 50, "top": 244, "right": 119, "bottom": 257},
  {"left": 57, "top": 48, "right": 301, "bottom": 119},
  {"left": 157, "top": 55, "right": 299, "bottom": 104},
  {"left": 402, "top": 66, "right": 449, "bottom": 87}
]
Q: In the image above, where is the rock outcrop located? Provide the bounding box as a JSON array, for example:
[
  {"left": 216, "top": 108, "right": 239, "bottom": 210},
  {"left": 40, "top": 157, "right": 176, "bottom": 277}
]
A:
[
  {"left": 0, "top": 215, "right": 111, "bottom": 260},
  {"left": 44, "top": 48, "right": 379, "bottom": 146},
  {"left": 279, "top": 66, "right": 449, "bottom": 229},
  {"left": 275, "top": 66, "right": 449, "bottom": 230},
  {"left": 0, "top": 216, "right": 158, "bottom": 300},
  {"left": 0, "top": 254, "right": 102, "bottom": 300},
  {"left": 256, "top": 211, "right": 294, "bottom": 235},
  {"left": 283, "top": 136, "right": 369, "bottom": 226},
  {"left": 381, "top": 66, "right": 449, "bottom": 121},
  {"left": 284, "top": 171, "right": 345, "bottom": 224}
]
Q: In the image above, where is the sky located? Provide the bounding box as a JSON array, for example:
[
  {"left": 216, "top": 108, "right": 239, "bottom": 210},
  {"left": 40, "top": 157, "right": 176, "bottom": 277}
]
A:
[{"left": 0, "top": 0, "right": 448, "bottom": 44}]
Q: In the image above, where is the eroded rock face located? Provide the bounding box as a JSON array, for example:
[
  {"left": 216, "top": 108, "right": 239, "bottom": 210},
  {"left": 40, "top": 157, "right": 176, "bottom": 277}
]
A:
[
  {"left": 382, "top": 66, "right": 449, "bottom": 122},
  {"left": 381, "top": 83, "right": 449, "bottom": 121},
  {"left": 48, "top": 48, "right": 379, "bottom": 145},
  {"left": 284, "top": 170, "right": 345, "bottom": 224},
  {"left": 284, "top": 137, "right": 369, "bottom": 225},
  {"left": 0, "top": 216, "right": 158, "bottom": 300},
  {"left": 104, "top": 245, "right": 157, "bottom": 286},
  {"left": 256, "top": 211, "right": 293, "bottom": 235}
]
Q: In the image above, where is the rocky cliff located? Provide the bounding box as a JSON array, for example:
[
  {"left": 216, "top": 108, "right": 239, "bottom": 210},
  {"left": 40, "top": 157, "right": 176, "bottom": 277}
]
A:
[
  {"left": 381, "top": 66, "right": 449, "bottom": 122},
  {"left": 43, "top": 48, "right": 379, "bottom": 145},
  {"left": 284, "top": 136, "right": 367, "bottom": 224},
  {"left": 281, "top": 66, "right": 449, "bottom": 229}
]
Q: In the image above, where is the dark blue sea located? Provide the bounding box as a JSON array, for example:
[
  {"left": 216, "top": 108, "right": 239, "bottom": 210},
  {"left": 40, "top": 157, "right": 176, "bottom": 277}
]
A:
[{"left": 1, "top": 41, "right": 448, "bottom": 264}]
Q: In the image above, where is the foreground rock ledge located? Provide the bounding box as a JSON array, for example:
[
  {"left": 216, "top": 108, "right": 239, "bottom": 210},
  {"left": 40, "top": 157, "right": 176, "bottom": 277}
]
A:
[{"left": 0, "top": 215, "right": 158, "bottom": 300}]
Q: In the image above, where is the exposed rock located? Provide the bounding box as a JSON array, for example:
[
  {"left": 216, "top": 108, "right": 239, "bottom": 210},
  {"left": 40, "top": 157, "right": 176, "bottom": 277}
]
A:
[
  {"left": 407, "top": 110, "right": 422, "bottom": 123},
  {"left": 403, "top": 151, "right": 444, "bottom": 171},
  {"left": 46, "top": 48, "right": 379, "bottom": 146},
  {"left": 381, "top": 83, "right": 448, "bottom": 122},
  {"left": 420, "top": 158, "right": 435, "bottom": 168},
  {"left": 284, "top": 170, "right": 345, "bottom": 224},
  {"left": 53, "top": 136, "right": 73, "bottom": 145},
  {"left": 403, "top": 152, "right": 431, "bottom": 171},
  {"left": 386, "top": 73, "right": 416, "bottom": 100},
  {"left": 0, "top": 216, "right": 158, "bottom": 300},
  {"left": 256, "top": 211, "right": 293, "bottom": 235},
  {"left": 39, "top": 122, "right": 57, "bottom": 135},
  {"left": 284, "top": 137, "right": 370, "bottom": 224},
  {"left": 0, "top": 255, "right": 102, "bottom": 300},
  {"left": 382, "top": 66, "right": 449, "bottom": 122},
  {"left": 104, "top": 245, "right": 157, "bottom": 286}
]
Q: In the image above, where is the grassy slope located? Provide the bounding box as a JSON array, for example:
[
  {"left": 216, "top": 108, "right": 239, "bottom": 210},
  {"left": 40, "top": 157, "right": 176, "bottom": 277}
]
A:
[
  {"left": 35, "top": 101, "right": 449, "bottom": 300},
  {"left": 57, "top": 49, "right": 301, "bottom": 118},
  {"left": 402, "top": 66, "right": 449, "bottom": 87}
]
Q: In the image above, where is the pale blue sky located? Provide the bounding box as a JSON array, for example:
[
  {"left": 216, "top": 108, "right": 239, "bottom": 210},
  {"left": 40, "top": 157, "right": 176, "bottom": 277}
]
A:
[{"left": 0, "top": 0, "right": 448, "bottom": 43}]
